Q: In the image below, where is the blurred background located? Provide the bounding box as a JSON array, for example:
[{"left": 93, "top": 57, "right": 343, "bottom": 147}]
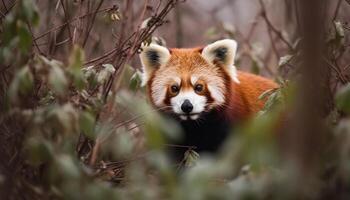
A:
[
  {"left": 27, "top": 0, "right": 350, "bottom": 77},
  {"left": 1, "top": 0, "right": 350, "bottom": 199}
]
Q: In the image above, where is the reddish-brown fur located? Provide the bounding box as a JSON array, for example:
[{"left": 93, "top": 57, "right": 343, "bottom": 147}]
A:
[
  {"left": 143, "top": 44, "right": 279, "bottom": 157},
  {"left": 227, "top": 71, "right": 278, "bottom": 120},
  {"left": 147, "top": 47, "right": 278, "bottom": 118}
]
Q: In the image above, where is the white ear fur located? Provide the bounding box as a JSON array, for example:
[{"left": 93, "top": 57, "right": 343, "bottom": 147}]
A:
[
  {"left": 201, "top": 39, "right": 240, "bottom": 83},
  {"left": 139, "top": 43, "right": 171, "bottom": 86}
]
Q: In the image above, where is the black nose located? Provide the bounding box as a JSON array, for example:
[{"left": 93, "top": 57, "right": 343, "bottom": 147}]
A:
[{"left": 181, "top": 99, "right": 193, "bottom": 114}]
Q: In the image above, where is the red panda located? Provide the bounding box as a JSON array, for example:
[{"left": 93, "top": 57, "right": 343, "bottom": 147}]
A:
[{"left": 139, "top": 39, "right": 278, "bottom": 159}]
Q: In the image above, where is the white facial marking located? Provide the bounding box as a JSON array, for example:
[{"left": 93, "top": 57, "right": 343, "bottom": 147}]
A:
[
  {"left": 152, "top": 87, "right": 167, "bottom": 106},
  {"left": 174, "top": 77, "right": 181, "bottom": 85},
  {"left": 190, "top": 76, "right": 198, "bottom": 85},
  {"left": 207, "top": 84, "right": 225, "bottom": 105},
  {"left": 151, "top": 76, "right": 181, "bottom": 107},
  {"left": 140, "top": 43, "right": 171, "bottom": 86},
  {"left": 170, "top": 91, "right": 206, "bottom": 116},
  {"left": 179, "top": 115, "right": 188, "bottom": 120},
  {"left": 230, "top": 65, "right": 240, "bottom": 84},
  {"left": 190, "top": 114, "right": 199, "bottom": 120}
]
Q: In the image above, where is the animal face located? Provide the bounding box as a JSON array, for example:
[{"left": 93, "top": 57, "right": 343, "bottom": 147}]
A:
[{"left": 140, "top": 39, "right": 239, "bottom": 120}]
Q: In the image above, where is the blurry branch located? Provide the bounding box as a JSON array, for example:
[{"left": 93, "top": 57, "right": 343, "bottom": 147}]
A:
[
  {"left": 285, "top": 0, "right": 331, "bottom": 196},
  {"left": 333, "top": 0, "right": 342, "bottom": 21},
  {"left": 259, "top": 0, "right": 294, "bottom": 51},
  {"left": 1, "top": 0, "right": 8, "bottom": 12},
  {"left": 82, "top": 0, "right": 104, "bottom": 47},
  {"left": 83, "top": 0, "right": 182, "bottom": 165},
  {"left": 236, "top": 22, "right": 275, "bottom": 76},
  {"left": 323, "top": 57, "right": 348, "bottom": 84},
  {"left": 210, "top": 4, "right": 276, "bottom": 76},
  {"left": 175, "top": 3, "right": 183, "bottom": 47},
  {"left": 33, "top": 5, "right": 118, "bottom": 42},
  {"left": 101, "top": 0, "right": 181, "bottom": 102},
  {"left": 60, "top": 0, "right": 73, "bottom": 46},
  {"left": 0, "top": 10, "right": 5, "bottom": 18},
  {"left": 0, "top": 0, "right": 16, "bottom": 20},
  {"left": 293, "top": 0, "right": 301, "bottom": 34},
  {"left": 83, "top": 46, "right": 120, "bottom": 66},
  {"left": 267, "top": 24, "right": 280, "bottom": 58},
  {"left": 27, "top": 22, "right": 43, "bottom": 54}
]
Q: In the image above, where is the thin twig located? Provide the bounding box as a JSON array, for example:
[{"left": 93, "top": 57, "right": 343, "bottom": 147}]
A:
[
  {"left": 33, "top": 5, "right": 116, "bottom": 41},
  {"left": 333, "top": 0, "right": 342, "bottom": 21},
  {"left": 60, "top": 0, "right": 73, "bottom": 46},
  {"left": 27, "top": 22, "right": 43, "bottom": 55},
  {"left": 0, "top": 0, "right": 17, "bottom": 19},
  {"left": 82, "top": 0, "right": 104, "bottom": 47},
  {"left": 102, "top": 0, "right": 179, "bottom": 102},
  {"left": 267, "top": 23, "right": 280, "bottom": 58},
  {"left": 259, "top": 0, "right": 294, "bottom": 51},
  {"left": 1, "top": 0, "right": 8, "bottom": 12},
  {"left": 323, "top": 57, "right": 348, "bottom": 84}
]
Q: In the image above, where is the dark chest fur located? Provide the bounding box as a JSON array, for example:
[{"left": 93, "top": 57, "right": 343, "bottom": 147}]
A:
[{"left": 167, "top": 110, "right": 234, "bottom": 161}]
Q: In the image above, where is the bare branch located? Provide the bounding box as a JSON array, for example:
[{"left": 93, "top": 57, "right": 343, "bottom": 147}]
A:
[{"left": 259, "top": 0, "right": 294, "bottom": 51}]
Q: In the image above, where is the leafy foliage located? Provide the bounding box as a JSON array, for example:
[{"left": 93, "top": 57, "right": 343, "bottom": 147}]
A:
[{"left": 1, "top": 0, "right": 350, "bottom": 200}]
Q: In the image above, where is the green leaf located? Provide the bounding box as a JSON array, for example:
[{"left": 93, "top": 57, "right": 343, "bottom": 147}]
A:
[
  {"left": 21, "top": 0, "right": 39, "bottom": 24},
  {"left": 97, "top": 64, "right": 115, "bottom": 84},
  {"left": 8, "top": 66, "right": 34, "bottom": 101},
  {"left": 26, "top": 137, "right": 53, "bottom": 166},
  {"left": 68, "top": 45, "right": 86, "bottom": 90},
  {"left": 2, "top": 15, "right": 17, "bottom": 46},
  {"left": 184, "top": 149, "right": 200, "bottom": 167},
  {"left": 83, "top": 66, "right": 99, "bottom": 88},
  {"left": 55, "top": 154, "right": 80, "bottom": 179},
  {"left": 262, "top": 89, "right": 281, "bottom": 112},
  {"left": 129, "top": 70, "right": 142, "bottom": 91},
  {"left": 258, "top": 88, "right": 278, "bottom": 101},
  {"left": 17, "top": 21, "right": 32, "bottom": 53},
  {"left": 112, "top": 131, "right": 135, "bottom": 157},
  {"left": 49, "top": 65, "right": 68, "bottom": 95},
  {"left": 48, "top": 104, "right": 79, "bottom": 135},
  {"left": 79, "top": 111, "right": 96, "bottom": 139},
  {"left": 251, "top": 60, "right": 260, "bottom": 75},
  {"left": 336, "top": 83, "right": 350, "bottom": 114}
]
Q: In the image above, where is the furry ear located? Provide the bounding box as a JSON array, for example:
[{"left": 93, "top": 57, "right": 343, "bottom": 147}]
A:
[
  {"left": 201, "top": 39, "right": 239, "bottom": 83},
  {"left": 139, "top": 43, "right": 171, "bottom": 86}
]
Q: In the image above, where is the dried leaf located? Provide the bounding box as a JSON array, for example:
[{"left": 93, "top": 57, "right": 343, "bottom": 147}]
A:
[
  {"left": 184, "top": 149, "right": 200, "bottom": 167},
  {"left": 278, "top": 54, "right": 293, "bottom": 67}
]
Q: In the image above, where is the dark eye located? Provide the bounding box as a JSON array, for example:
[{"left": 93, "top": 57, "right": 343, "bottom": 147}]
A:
[
  {"left": 194, "top": 84, "right": 204, "bottom": 93},
  {"left": 171, "top": 85, "right": 180, "bottom": 94}
]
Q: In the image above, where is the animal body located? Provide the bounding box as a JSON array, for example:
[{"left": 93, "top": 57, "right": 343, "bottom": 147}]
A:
[{"left": 139, "top": 39, "right": 278, "bottom": 160}]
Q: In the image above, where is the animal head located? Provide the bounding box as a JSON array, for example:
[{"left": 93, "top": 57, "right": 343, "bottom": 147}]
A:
[{"left": 139, "top": 39, "right": 239, "bottom": 120}]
